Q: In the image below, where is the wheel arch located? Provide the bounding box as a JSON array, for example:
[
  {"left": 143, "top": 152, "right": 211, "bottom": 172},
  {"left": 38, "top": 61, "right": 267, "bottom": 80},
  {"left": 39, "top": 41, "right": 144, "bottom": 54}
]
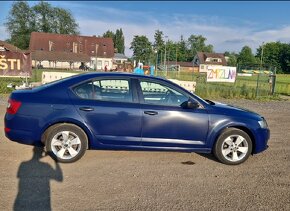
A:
[
  {"left": 211, "top": 125, "right": 256, "bottom": 154},
  {"left": 41, "top": 119, "right": 94, "bottom": 149}
]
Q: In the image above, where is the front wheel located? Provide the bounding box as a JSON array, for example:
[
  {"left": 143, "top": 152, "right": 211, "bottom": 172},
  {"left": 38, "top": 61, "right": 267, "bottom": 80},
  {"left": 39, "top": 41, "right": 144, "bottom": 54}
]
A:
[
  {"left": 44, "top": 123, "right": 88, "bottom": 163},
  {"left": 214, "top": 128, "right": 252, "bottom": 165}
]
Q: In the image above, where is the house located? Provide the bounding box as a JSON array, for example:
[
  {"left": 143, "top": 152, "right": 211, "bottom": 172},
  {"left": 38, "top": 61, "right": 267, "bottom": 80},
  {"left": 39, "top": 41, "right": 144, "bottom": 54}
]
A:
[
  {"left": 29, "top": 32, "right": 115, "bottom": 70},
  {"left": 193, "top": 52, "right": 227, "bottom": 72},
  {"left": 166, "top": 61, "right": 198, "bottom": 72},
  {"left": 0, "top": 40, "right": 23, "bottom": 52},
  {"left": 113, "top": 53, "right": 128, "bottom": 64}
]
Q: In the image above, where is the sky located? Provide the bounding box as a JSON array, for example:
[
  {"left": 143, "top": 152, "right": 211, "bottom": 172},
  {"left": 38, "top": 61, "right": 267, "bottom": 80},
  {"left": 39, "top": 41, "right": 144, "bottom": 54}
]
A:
[{"left": 1, "top": 1, "right": 290, "bottom": 56}]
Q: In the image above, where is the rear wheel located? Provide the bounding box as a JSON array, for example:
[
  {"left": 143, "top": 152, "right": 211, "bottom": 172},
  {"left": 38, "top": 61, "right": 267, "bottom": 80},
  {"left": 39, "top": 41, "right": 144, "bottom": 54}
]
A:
[
  {"left": 214, "top": 128, "right": 252, "bottom": 165},
  {"left": 44, "top": 123, "right": 88, "bottom": 163}
]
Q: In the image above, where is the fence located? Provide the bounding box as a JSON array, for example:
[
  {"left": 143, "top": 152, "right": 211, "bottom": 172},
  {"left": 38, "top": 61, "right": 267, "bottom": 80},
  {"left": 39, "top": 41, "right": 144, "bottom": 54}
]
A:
[{"left": 155, "top": 66, "right": 277, "bottom": 99}]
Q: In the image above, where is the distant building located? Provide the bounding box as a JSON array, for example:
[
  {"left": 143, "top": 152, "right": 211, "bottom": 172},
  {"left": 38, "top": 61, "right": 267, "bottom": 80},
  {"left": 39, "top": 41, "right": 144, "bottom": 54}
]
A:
[
  {"left": 113, "top": 53, "right": 128, "bottom": 64},
  {"left": 193, "top": 52, "right": 227, "bottom": 68},
  {"left": 29, "top": 32, "right": 115, "bottom": 70},
  {"left": 0, "top": 40, "right": 24, "bottom": 52},
  {"left": 166, "top": 61, "right": 198, "bottom": 72}
]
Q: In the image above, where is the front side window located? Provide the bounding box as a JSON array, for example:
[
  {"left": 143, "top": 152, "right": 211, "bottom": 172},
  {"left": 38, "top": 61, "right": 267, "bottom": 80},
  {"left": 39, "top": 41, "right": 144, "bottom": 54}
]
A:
[
  {"left": 139, "top": 80, "right": 188, "bottom": 106},
  {"left": 74, "top": 79, "right": 132, "bottom": 103}
]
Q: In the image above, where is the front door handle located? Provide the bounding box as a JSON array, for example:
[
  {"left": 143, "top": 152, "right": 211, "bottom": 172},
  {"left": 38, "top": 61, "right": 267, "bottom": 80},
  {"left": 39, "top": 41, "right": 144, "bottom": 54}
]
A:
[
  {"left": 144, "top": 111, "right": 158, "bottom": 115},
  {"left": 79, "top": 107, "right": 94, "bottom": 111}
]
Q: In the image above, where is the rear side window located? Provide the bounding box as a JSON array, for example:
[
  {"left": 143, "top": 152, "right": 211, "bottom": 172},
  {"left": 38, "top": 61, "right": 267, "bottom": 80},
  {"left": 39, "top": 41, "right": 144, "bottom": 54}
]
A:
[{"left": 73, "top": 79, "right": 133, "bottom": 103}]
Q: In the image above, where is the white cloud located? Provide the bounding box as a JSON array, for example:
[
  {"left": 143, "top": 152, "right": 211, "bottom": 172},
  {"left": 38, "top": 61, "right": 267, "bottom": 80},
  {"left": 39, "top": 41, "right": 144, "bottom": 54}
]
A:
[{"left": 78, "top": 11, "right": 290, "bottom": 57}]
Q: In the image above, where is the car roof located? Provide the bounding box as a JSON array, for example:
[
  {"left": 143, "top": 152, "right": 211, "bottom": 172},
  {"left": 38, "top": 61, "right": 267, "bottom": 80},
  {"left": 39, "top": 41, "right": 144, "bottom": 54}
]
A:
[
  {"left": 33, "top": 72, "right": 169, "bottom": 92},
  {"left": 65, "top": 72, "right": 170, "bottom": 85}
]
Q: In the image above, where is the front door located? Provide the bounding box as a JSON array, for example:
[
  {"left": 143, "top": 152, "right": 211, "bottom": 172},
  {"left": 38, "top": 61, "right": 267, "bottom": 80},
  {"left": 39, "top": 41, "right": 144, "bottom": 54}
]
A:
[{"left": 138, "top": 79, "right": 209, "bottom": 148}]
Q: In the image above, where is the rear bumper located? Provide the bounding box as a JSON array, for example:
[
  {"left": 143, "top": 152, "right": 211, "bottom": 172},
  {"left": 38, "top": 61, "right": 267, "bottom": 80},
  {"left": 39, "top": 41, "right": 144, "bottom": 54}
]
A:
[{"left": 5, "top": 129, "right": 43, "bottom": 146}]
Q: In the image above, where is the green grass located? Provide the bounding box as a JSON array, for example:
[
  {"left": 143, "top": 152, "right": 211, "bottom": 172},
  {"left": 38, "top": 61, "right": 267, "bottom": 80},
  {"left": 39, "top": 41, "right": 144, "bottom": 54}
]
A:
[{"left": 156, "top": 71, "right": 290, "bottom": 99}]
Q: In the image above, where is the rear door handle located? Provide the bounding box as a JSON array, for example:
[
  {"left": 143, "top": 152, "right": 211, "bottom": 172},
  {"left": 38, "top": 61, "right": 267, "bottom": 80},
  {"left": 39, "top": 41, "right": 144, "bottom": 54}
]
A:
[
  {"left": 79, "top": 107, "right": 94, "bottom": 111},
  {"left": 144, "top": 111, "right": 158, "bottom": 115}
]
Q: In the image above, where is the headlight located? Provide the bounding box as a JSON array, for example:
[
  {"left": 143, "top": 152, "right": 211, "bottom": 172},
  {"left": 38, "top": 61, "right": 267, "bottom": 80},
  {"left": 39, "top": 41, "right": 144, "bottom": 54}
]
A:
[{"left": 258, "top": 118, "right": 268, "bottom": 128}]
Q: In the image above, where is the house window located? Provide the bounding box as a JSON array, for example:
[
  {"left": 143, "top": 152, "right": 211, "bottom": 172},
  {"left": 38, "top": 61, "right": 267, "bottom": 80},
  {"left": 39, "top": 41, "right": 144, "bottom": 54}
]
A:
[
  {"left": 73, "top": 42, "right": 78, "bottom": 53},
  {"left": 206, "top": 57, "right": 222, "bottom": 63},
  {"left": 49, "top": 41, "right": 54, "bottom": 51},
  {"left": 66, "top": 42, "right": 70, "bottom": 52},
  {"left": 96, "top": 44, "right": 99, "bottom": 54},
  {"left": 97, "top": 60, "right": 102, "bottom": 68}
]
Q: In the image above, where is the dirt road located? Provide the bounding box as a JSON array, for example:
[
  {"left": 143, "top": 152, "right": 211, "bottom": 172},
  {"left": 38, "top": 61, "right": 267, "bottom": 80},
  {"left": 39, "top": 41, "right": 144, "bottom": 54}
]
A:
[{"left": 0, "top": 99, "right": 289, "bottom": 210}]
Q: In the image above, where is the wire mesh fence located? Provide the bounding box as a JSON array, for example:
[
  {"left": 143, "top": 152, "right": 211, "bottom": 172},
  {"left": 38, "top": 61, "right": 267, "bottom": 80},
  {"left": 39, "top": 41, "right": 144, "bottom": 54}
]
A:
[{"left": 155, "top": 65, "right": 277, "bottom": 99}]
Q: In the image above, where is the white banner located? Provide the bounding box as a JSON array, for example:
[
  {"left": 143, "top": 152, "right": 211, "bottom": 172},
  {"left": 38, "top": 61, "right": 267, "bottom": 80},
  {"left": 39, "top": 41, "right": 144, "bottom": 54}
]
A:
[{"left": 201, "top": 65, "right": 237, "bottom": 83}]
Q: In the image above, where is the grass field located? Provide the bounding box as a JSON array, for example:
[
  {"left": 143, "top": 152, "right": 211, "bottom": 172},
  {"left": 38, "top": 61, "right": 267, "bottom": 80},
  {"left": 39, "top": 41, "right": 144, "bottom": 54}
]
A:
[
  {"left": 1, "top": 69, "right": 289, "bottom": 99},
  {"left": 156, "top": 71, "right": 290, "bottom": 98}
]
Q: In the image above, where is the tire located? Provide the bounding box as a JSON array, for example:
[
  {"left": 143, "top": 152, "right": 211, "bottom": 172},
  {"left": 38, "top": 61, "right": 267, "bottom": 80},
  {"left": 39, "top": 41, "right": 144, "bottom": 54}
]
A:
[
  {"left": 44, "top": 123, "right": 88, "bottom": 163},
  {"left": 213, "top": 128, "right": 252, "bottom": 165}
]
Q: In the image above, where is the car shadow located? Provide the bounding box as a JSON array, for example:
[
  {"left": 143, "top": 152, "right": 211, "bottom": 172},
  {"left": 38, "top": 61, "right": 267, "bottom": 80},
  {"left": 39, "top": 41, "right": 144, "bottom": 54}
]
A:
[
  {"left": 196, "top": 152, "right": 220, "bottom": 163},
  {"left": 14, "top": 146, "right": 63, "bottom": 211}
]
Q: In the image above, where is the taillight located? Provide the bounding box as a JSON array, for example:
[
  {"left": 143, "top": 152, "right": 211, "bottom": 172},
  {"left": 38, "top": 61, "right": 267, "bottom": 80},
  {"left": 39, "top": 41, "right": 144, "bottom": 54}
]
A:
[
  {"left": 7, "top": 99, "right": 22, "bottom": 114},
  {"left": 4, "top": 127, "right": 11, "bottom": 133}
]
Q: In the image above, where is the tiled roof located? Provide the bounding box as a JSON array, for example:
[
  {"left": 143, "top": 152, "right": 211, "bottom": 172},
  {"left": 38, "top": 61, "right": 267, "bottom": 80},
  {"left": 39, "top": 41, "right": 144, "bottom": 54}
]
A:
[
  {"left": 114, "top": 53, "right": 128, "bottom": 60},
  {"left": 29, "top": 32, "right": 114, "bottom": 58},
  {"left": 166, "top": 61, "right": 193, "bottom": 67},
  {"left": 196, "top": 52, "right": 227, "bottom": 66},
  {"left": 31, "top": 50, "right": 90, "bottom": 62},
  {"left": 0, "top": 40, "right": 23, "bottom": 52}
]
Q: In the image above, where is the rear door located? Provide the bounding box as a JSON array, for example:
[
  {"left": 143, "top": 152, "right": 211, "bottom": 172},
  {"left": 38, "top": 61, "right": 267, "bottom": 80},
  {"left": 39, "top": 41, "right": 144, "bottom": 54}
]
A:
[{"left": 70, "top": 77, "right": 142, "bottom": 146}]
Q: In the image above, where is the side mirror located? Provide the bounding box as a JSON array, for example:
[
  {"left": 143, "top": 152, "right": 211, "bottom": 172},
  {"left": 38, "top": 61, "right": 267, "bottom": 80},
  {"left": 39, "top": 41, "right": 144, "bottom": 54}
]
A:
[{"left": 181, "top": 99, "right": 199, "bottom": 109}]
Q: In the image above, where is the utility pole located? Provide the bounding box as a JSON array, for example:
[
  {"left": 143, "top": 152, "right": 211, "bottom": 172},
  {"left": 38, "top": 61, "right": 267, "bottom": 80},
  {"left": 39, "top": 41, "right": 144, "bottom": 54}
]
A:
[
  {"left": 164, "top": 35, "right": 168, "bottom": 76},
  {"left": 256, "top": 42, "right": 264, "bottom": 98}
]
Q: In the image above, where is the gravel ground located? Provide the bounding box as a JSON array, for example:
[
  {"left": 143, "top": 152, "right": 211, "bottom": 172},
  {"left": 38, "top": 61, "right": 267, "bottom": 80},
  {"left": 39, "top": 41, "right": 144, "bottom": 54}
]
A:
[{"left": 0, "top": 96, "right": 289, "bottom": 211}]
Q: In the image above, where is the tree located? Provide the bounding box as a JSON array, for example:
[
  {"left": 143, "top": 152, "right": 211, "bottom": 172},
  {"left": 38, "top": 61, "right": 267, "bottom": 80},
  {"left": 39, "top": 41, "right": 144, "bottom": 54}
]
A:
[
  {"left": 153, "top": 30, "right": 164, "bottom": 51},
  {"left": 256, "top": 42, "right": 290, "bottom": 73},
  {"left": 187, "top": 34, "right": 213, "bottom": 61},
  {"left": 153, "top": 30, "right": 165, "bottom": 64},
  {"left": 103, "top": 29, "right": 125, "bottom": 54},
  {"left": 224, "top": 51, "right": 238, "bottom": 67},
  {"left": 280, "top": 44, "right": 290, "bottom": 74},
  {"left": 33, "top": 1, "right": 53, "bottom": 33},
  {"left": 115, "top": 28, "right": 125, "bottom": 54},
  {"left": 237, "top": 46, "right": 258, "bottom": 67},
  {"left": 177, "top": 35, "right": 188, "bottom": 62},
  {"left": 130, "top": 35, "right": 152, "bottom": 64},
  {"left": 103, "top": 30, "right": 114, "bottom": 39},
  {"left": 5, "top": 1, "right": 79, "bottom": 49},
  {"left": 4, "top": 1, "right": 36, "bottom": 49},
  {"left": 166, "top": 40, "right": 178, "bottom": 62},
  {"left": 51, "top": 7, "right": 79, "bottom": 34}
]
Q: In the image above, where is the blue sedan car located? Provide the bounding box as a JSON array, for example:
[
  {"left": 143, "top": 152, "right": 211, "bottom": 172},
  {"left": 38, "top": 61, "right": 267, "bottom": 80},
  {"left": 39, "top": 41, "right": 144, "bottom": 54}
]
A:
[{"left": 5, "top": 72, "right": 270, "bottom": 164}]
